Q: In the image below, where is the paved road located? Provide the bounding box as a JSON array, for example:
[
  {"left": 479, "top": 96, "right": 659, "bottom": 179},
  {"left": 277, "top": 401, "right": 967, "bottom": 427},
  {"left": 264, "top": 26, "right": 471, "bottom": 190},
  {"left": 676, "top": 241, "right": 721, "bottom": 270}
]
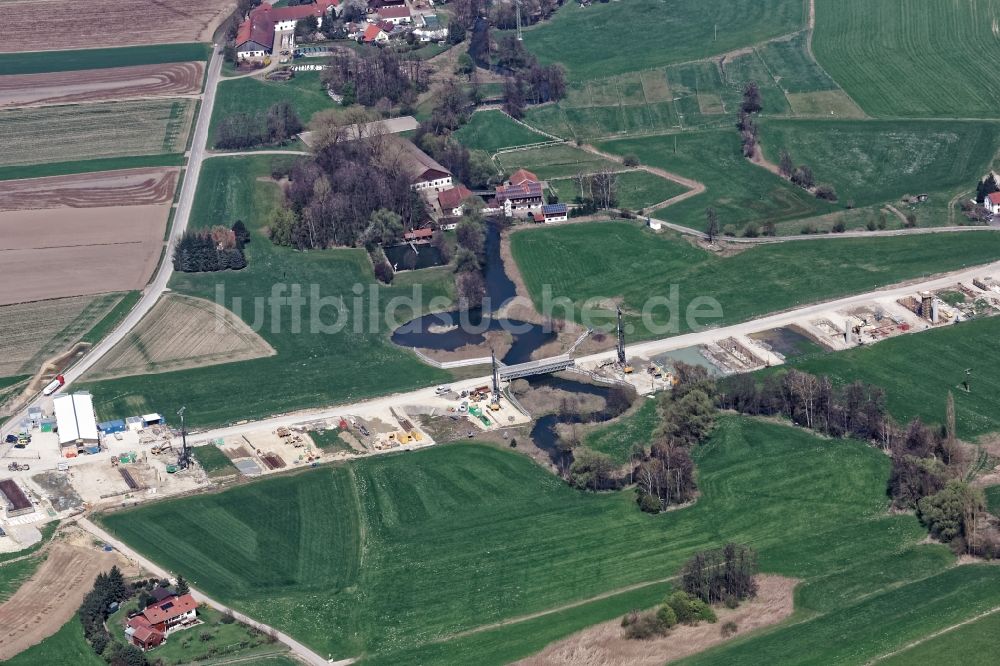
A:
[
  {"left": 1, "top": 48, "right": 223, "bottom": 439},
  {"left": 77, "top": 518, "right": 337, "bottom": 666}
]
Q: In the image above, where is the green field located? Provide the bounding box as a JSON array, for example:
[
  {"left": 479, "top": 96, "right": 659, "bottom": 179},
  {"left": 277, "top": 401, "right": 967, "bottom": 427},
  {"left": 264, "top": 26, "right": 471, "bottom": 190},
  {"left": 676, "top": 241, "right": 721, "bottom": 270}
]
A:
[
  {"left": 100, "top": 416, "right": 992, "bottom": 663},
  {"left": 453, "top": 110, "right": 549, "bottom": 153},
  {"left": 595, "top": 130, "right": 835, "bottom": 231},
  {"left": 0, "top": 555, "right": 45, "bottom": 603},
  {"left": 759, "top": 119, "right": 1000, "bottom": 209},
  {"left": 7, "top": 615, "right": 103, "bottom": 666},
  {"left": 0, "top": 43, "right": 209, "bottom": 76},
  {"left": 495, "top": 144, "right": 619, "bottom": 180},
  {"left": 309, "top": 428, "right": 355, "bottom": 453},
  {"left": 583, "top": 398, "right": 660, "bottom": 464},
  {"left": 548, "top": 170, "right": 690, "bottom": 210},
  {"left": 522, "top": 0, "right": 804, "bottom": 81},
  {"left": 785, "top": 315, "right": 1000, "bottom": 441},
  {"left": 879, "top": 608, "right": 1000, "bottom": 665},
  {"left": 511, "top": 222, "right": 1000, "bottom": 340},
  {"left": 80, "top": 156, "right": 450, "bottom": 428},
  {"left": 813, "top": 0, "right": 1000, "bottom": 117},
  {"left": 210, "top": 73, "right": 337, "bottom": 146},
  {"left": 80, "top": 292, "right": 140, "bottom": 345},
  {"left": 192, "top": 445, "right": 239, "bottom": 478},
  {"left": 0, "top": 154, "right": 187, "bottom": 182}
]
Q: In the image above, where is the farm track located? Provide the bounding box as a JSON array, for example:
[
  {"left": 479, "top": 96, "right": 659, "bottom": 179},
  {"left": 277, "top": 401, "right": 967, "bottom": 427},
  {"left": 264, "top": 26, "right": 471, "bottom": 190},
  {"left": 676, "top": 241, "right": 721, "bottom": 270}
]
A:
[
  {"left": 77, "top": 518, "right": 336, "bottom": 666},
  {"left": 0, "top": 62, "right": 203, "bottom": 109},
  {"left": 0, "top": 168, "right": 179, "bottom": 211},
  {"left": 866, "top": 603, "right": 1000, "bottom": 663}
]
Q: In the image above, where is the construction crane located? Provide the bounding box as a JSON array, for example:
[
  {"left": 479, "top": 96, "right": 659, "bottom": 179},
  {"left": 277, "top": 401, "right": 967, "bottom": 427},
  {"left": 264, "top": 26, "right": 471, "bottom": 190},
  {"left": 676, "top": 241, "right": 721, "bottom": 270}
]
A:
[
  {"left": 176, "top": 406, "right": 190, "bottom": 469},
  {"left": 616, "top": 306, "right": 632, "bottom": 373},
  {"left": 491, "top": 349, "right": 502, "bottom": 409}
]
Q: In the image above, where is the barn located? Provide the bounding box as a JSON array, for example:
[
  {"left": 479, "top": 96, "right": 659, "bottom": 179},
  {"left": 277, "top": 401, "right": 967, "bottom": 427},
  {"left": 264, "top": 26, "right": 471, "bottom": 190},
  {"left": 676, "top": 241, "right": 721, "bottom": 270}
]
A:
[{"left": 53, "top": 392, "right": 100, "bottom": 449}]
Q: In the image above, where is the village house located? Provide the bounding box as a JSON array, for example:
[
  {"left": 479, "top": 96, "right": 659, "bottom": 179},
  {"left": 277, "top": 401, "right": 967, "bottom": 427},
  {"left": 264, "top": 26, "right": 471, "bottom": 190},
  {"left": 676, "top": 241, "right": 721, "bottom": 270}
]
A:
[
  {"left": 124, "top": 592, "right": 199, "bottom": 651},
  {"left": 437, "top": 184, "right": 476, "bottom": 217},
  {"left": 377, "top": 5, "right": 412, "bottom": 24},
  {"left": 236, "top": 0, "right": 338, "bottom": 62},
  {"left": 362, "top": 22, "right": 390, "bottom": 43},
  {"left": 985, "top": 191, "right": 1000, "bottom": 215},
  {"left": 403, "top": 227, "right": 435, "bottom": 244}
]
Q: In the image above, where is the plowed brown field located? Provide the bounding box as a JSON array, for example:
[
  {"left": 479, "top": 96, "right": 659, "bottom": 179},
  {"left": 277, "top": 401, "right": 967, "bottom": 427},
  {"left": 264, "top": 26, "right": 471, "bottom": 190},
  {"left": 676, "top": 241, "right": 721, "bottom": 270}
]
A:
[
  {"left": 0, "top": 543, "right": 117, "bottom": 661},
  {"left": 0, "top": 0, "right": 234, "bottom": 52},
  {"left": 0, "top": 168, "right": 179, "bottom": 211},
  {"left": 0, "top": 62, "right": 203, "bottom": 108}
]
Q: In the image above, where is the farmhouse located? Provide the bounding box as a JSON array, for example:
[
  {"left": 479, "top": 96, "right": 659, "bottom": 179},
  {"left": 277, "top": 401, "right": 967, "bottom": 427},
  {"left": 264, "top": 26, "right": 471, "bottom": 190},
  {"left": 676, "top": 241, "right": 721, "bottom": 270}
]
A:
[
  {"left": 236, "top": 0, "right": 338, "bottom": 62},
  {"left": 403, "top": 227, "right": 434, "bottom": 243},
  {"left": 986, "top": 191, "right": 1000, "bottom": 215},
  {"left": 125, "top": 592, "right": 199, "bottom": 651},
  {"left": 53, "top": 392, "right": 99, "bottom": 455},
  {"left": 394, "top": 139, "right": 453, "bottom": 192},
  {"left": 437, "top": 184, "right": 476, "bottom": 216},
  {"left": 0, "top": 479, "right": 33, "bottom": 518}
]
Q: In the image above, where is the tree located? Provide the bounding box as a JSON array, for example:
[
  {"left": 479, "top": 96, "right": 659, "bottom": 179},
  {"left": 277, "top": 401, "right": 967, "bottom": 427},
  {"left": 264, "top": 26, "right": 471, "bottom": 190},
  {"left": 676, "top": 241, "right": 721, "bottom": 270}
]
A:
[
  {"left": 503, "top": 76, "right": 526, "bottom": 119},
  {"left": 705, "top": 207, "right": 720, "bottom": 242},
  {"left": 778, "top": 150, "right": 794, "bottom": 178},
  {"left": 680, "top": 544, "right": 758, "bottom": 604},
  {"left": 371, "top": 246, "right": 394, "bottom": 284},
  {"left": 741, "top": 81, "right": 763, "bottom": 114},
  {"left": 814, "top": 184, "right": 837, "bottom": 201},
  {"left": 791, "top": 165, "right": 814, "bottom": 189},
  {"left": 457, "top": 270, "right": 486, "bottom": 307},
  {"left": 232, "top": 220, "right": 251, "bottom": 249},
  {"left": 456, "top": 215, "right": 486, "bottom": 257},
  {"left": 363, "top": 208, "right": 404, "bottom": 249},
  {"left": 918, "top": 481, "right": 984, "bottom": 544},
  {"left": 175, "top": 575, "right": 190, "bottom": 596}
]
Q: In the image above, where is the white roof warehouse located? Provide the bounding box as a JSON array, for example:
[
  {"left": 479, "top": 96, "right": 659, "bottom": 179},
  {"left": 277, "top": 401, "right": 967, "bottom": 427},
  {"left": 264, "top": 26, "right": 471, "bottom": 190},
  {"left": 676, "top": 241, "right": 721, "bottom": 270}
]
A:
[{"left": 53, "top": 392, "right": 99, "bottom": 445}]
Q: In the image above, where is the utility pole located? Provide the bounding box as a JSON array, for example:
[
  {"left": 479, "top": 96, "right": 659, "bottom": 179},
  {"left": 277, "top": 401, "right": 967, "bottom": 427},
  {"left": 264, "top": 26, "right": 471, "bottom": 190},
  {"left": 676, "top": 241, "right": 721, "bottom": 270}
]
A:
[
  {"left": 515, "top": 0, "right": 523, "bottom": 41},
  {"left": 177, "top": 406, "right": 189, "bottom": 469}
]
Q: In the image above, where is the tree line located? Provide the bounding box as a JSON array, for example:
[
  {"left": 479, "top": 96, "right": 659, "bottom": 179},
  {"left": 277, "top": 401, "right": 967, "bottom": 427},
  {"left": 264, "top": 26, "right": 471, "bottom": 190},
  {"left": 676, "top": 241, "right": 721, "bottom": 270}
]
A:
[
  {"left": 719, "top": 369, "right": 1000, "bottom": 557},
  {"left": 78, "top": 566, "right": 148, "bottom": 665},
  {"left": 215, "top": 101, "right": 303, "bottom": 150},
  {"left": 173, "top": 221, "right": 249, "bottom": 273}
]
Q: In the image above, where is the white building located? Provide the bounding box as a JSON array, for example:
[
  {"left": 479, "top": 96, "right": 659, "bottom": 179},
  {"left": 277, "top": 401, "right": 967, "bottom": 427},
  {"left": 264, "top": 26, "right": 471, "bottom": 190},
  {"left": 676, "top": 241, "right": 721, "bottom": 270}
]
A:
[{"left": 53, "top": 392, "right": 99, "bottom": 446}]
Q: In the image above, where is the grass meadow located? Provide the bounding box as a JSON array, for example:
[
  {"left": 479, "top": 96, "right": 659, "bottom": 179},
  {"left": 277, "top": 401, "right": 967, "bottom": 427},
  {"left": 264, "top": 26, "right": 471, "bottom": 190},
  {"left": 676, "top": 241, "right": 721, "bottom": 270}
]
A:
[
  {"left": 879, "top": 609, "right": 1000, "bottom": 665},
  {"left": 100, "top": 416, "right": 985, "bottom": 664},
  {"left": 6, "top": 615, "right": 103, "bottom": 666},
  {"left": 453, "top": 110, "right": 550, "bottom": 153},
  {"left": 595, "top": 130, "right": 835, "bottom": 230},
  {"left": 785, "top": 315, "right": 1000, "bottom": 440},
  {"left": 759, "top": 119, "right": 1000, "bottom": 209},
  {"left": 0, "top": 154, "right": 186, "bottom": 182},
  {"left": 209, "top": 73, "right": 337, "bottom": 147},
  {"left": 583, "top": 397, "right": 660, "bottom": 464},
  {"left": 510, "top": 222, "right": 1000, "bottom": 341},
  {"left": 495, "top": 143, "right": 619, "bottom": 180},
  {"left": 0, "top": 43, "right": 210, "bottom": 76},
  {"left": 813, "top": 0, "right": 1000, "bottom": 117},
  {"left": 80, "top": 156, "right": 450, "bottom": 428},
  {"left": 192, "top": 445, "right": 239, "bottom": 478},
  {"left": 547, "top": 170, "right": 690, "bottom": 210},
  {"left": 522, "top": 0, "right": 804, "bottom": 81}
]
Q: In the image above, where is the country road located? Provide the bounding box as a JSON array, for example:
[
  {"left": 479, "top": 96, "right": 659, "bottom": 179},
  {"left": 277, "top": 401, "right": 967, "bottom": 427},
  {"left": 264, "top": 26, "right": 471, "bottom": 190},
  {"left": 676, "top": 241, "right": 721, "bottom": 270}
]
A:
[
  {"left": 77, "top": 519, "right": 339, "bottom": 666},
  {"left": 1, "top": 47, "right": 224, "bottom": 439}
]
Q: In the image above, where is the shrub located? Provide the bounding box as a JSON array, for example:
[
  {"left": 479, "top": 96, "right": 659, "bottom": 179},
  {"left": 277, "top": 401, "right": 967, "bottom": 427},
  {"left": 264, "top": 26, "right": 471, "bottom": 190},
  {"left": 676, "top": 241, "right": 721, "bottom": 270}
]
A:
[
  {"left": 637, "top": 493, "right": 661, "bottom": 514},
  {"left": 722, "top": 224, "right": 737, "bottom": 237},
  {"left": 832, "top": 221, "right": 846, "bottom": 233},
  {"left": 742, "top": 222, "right": 760, "bottom": 238},
  {"left": 623, "top": 612, "right": 669, "bottom": 639},
  {"left": 721, "top": 621, "right": 738, "bottom": 637},
  {"left": 201, "top": 631, "right": 213, "bottom": 642},
  {"left": 220, "top": 610, "right": 236, "bottom": 625},
  {"left": 866, "top": 219, "right": 877, "bottom": 231},
  {"left": 665, "top": 591, "right": 717, "bottom": 625},
  {"left": 623, "top": 155, "right": 640, "bottom": 167},
  {"left": 904, "top": 212, "right": 918, "bottom": 228},
  {"left": 656, "top": 603, "right": 677, "bottom": 628},
  {"left": 800, "top": 223, "right": 818, "bottom": 234},
  {"left": 724, "top": 595, "right": 739, "bottom": 609},
  {"left": 815, "top": 184, "right": 838, "bottom": 201}
]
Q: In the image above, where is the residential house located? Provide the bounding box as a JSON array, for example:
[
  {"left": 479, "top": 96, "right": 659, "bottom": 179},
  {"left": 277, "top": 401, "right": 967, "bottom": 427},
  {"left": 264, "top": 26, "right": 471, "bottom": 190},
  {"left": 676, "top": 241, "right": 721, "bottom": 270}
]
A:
[
  {"left": 362, "top": 22, "right": 390, "bottom": 43},
  {"left": 494, "top": 168, "right": 544, "bottom": 218},
  {"left": 403, "top": 227, "right": 435, "bottom": 244},
  {"left": 540, "top": 203, "right": 568, "bottom": 222},
  {"left": 124, "top": 593, "right": 199, "bottom": 651},
  {"left": 986, "top": 191, "right": 1000, "bottom": 215},
  {"left": 437, "top": 184, "right": 475, "bottom": 216},
  {"left": 508, "top": 168, "right": 539, "bottom": 187}
]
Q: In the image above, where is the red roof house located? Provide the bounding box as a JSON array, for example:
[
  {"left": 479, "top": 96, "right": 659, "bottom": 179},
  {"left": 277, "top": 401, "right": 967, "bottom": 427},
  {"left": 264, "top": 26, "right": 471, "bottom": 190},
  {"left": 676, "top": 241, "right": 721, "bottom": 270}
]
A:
[
  {"left": 362, "top": 22, "right": 389, "bottom": 43},
  {"left": 378, "top": 5, "right": 412, "bottom": 22},
  {"left": 437, "top": 184, "right": 474, "bottom": 214},
  {"left": 508, "top": 169, "right": 539, "bottom": 186},
  {"left": 126, "top": 615, "right": 164, "bottom": 651},
  {"left": 403, "top": 227, "right": 435, "bottom": 242},
  {"left": 236, "top": 0, "right": 339, "bottom": 59}
]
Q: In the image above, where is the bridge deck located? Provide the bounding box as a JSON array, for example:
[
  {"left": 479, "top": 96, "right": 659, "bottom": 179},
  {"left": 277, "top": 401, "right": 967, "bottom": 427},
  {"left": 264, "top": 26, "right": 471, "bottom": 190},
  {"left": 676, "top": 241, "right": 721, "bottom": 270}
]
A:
[{"left": 499, "top": 355, "right": 574, "bottom": 380}]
